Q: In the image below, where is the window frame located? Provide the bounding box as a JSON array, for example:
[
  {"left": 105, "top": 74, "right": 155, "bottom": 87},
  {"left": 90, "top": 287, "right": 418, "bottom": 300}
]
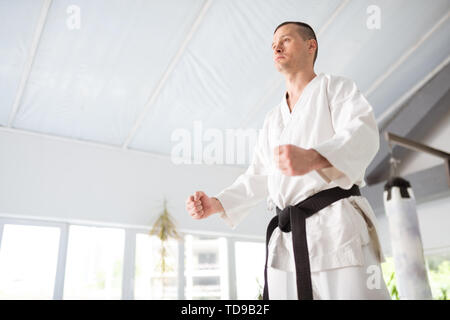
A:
[
  {"left": 0, "top": 215, "right": 264, "bottom": 300},
  {"left": 0, "top": 217, "right": 68, "bottom": 300}
]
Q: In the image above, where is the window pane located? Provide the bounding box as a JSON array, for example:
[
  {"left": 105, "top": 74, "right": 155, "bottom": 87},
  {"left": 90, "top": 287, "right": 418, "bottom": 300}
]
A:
[
  {"left": 235, "top": 241, "right": 265, "bottom": 300},
  {"left": 0, "top": 224, "right": 60, "bottom": 299},
  {"left": 381, "top": 256, "right": 397, "bottom": 299},
  {"left": 382, "top": 252, "right": 450, "bottom": 300},
  {"left": 184, "top": 235, "right": 228, "bottom": 300},
  {"left": 63, "top": 225, "right": 124, "bottom": 299},
  {"left": 426, "top": 252, "right": 450, "bottom": 300},
  {"left": 134, "top": 233, "right": 178, "bottom": 299}
]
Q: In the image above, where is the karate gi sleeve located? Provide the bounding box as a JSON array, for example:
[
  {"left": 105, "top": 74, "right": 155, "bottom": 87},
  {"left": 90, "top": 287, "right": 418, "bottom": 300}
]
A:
[
  {"left": 311, "top": 77, "right": 380, "bottom": 189},
  {"left": 213, "top": 114, "right": 271, "bottom": 229}
]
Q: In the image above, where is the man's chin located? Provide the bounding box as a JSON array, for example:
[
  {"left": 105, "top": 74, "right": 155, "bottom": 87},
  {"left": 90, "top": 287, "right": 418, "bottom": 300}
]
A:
[{"left": 274, "top": 63, "right": 289, "bottom": 73}]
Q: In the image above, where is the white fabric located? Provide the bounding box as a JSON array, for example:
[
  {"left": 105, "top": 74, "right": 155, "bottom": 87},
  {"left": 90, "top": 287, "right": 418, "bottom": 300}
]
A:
[
  {"left": 2, "top": 1, "right": 448, "bottom": 150},
  {"left": 384, "top": 186, "right": 433, "bottom": 299},
  {"left": 215, "top": 72, "right": 385, "bottom": 273},
  {"left": 0, "top": 0, "right": 45, "bottom": 125},
  {"left": 268, "top": 239, "right": 391, "bottom": 300},
  {"left": 12, "top": 0, "right": 205, "bottom": 145}
]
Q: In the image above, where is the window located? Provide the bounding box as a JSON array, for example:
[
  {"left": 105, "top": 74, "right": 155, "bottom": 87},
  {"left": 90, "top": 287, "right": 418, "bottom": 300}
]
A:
[
  {"left": 63, "top": 225, "right": 124, "bottom": 299},
  {"left": 198, "top": 252, "right": 217, "bottom": 265},
  {"left": 381, "top": 251, "right": 450, "bottom": 300},
  {"left": 184, "top": 235, "right": 228, "bottom": 299},
  {"left": 426, "top": 251, "right": 450, "bottom": 300},
  {"left": 134, "top": 233, "right": 178, "bottom": 299},
  {"left": 0, "top": 217, "right": 252, "bottom": 301},
  {"left": 381, "top": 256, "right": 398, "bottom": 299},
  {"left": 235, "top": 241, "right": 265, "bottom": 300},
  {"left": 0, "top": 224, "right": 60, "bottom": 299}
]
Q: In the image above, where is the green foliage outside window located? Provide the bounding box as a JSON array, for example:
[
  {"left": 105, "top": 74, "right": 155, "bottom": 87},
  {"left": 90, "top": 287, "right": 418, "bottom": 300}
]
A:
[{"left": 381, "top": 255, "right": 450, "bottom": 300}]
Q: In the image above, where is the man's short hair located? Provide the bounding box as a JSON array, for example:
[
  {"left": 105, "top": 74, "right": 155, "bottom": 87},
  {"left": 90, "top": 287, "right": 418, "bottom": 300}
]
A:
[{"left": 274, "top": 21, "right": 318, "bottom": 65}]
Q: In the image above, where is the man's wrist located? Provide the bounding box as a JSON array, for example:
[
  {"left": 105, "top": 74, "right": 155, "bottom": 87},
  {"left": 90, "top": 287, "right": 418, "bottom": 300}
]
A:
[
  {"left": 309, "top": 149, "right": 332, "bottom": 171},
  {"left": 211, "top": 197, "right": 225, "bottom": 214}
]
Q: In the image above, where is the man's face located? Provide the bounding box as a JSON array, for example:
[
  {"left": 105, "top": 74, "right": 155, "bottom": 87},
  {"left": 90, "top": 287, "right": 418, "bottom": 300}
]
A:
[{"left": 272, "top": 24, "right": 315, "bottom": 73}]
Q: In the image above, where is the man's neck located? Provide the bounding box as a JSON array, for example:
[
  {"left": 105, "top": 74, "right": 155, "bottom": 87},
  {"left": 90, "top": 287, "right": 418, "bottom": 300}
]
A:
[{"left": 285, "top": 69, "right": 317, "bottom": 113}]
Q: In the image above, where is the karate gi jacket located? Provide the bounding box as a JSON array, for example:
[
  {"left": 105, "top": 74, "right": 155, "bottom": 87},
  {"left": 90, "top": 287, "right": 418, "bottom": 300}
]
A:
[{"left": 215, "top": 72, "right": 385, "bottom": 273}]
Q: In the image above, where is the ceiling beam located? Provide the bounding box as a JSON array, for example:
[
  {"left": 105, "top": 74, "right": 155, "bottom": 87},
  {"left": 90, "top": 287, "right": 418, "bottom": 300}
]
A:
[
  {"left": 377, "top": 56, "right": 450, "bottom": 132},
  {"left": 378, "top": 88, "right": 450, "bottom": 181},
  {"left": 0, "top": 126, "right": 174, "bottom": 162},
  {"left": 121, "top": 0, "right": 212, "bottom": 149},
  {"left": 384, "top": 132, "right": 450, "bottom": 160},
  {"left": 366, "top": 60, "right": 450, "bottom": 184},
  {"left": 7, "top": 0, "right": 52, "bottom": 127},
  {"left": 384, "top": 131, "right": 450, "bottom": 187}
]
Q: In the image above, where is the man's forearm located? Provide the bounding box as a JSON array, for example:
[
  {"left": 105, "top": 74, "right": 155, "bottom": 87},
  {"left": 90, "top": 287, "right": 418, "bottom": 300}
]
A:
[{"left": 309, "top": 148, "right": 332, "bottom": 171}]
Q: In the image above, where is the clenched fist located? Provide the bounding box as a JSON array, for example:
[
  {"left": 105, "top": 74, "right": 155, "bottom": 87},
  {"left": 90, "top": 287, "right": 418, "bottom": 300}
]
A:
[
  {"left": 186, "top": 191, "right": 224, "bottom": 220},
  {"left": 274, "top": 145, "right": 330, "bottom": 176}
]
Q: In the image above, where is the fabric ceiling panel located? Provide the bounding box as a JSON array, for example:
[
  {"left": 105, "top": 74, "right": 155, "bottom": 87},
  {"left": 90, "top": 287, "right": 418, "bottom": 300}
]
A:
[
  {"left": 12, "top": 0, "right": 204, "bottom": 145},
  {"left": 242, "top": 80, "right": 285, "bottom": 131},
  {"left": 129, "top": 0, "right": 344, "bottom": 155},
  {"left": 1, "top": 0, "right": 447, "bottom": 165},
  {"left": 0, "top": 0, "right": 44, "bottom": 125},
  {"left": 315, "top": 0, "right": 450, "bottom": 116},
  {"left": 369, "top": 18, "right": 450, "bottom": 118}
]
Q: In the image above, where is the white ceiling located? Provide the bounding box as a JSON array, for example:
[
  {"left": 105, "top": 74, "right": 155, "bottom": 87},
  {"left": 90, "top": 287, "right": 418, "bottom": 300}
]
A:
[{"left": 1, "top": 0, "right": 449, "bottom": 160}]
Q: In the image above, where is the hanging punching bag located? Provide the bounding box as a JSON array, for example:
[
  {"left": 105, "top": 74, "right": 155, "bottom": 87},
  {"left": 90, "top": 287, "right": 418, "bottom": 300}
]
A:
[{"left": 383, "top": 177, "right": 432, "bottom": 299}]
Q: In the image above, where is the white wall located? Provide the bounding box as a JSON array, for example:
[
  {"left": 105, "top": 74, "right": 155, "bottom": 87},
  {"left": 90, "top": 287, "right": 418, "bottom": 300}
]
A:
[
  {"left": 1, "top": 128, "right": 449, "bottom": 252},
  {"left": 0, "top": 129, "right": 269, "bottom": 239}
]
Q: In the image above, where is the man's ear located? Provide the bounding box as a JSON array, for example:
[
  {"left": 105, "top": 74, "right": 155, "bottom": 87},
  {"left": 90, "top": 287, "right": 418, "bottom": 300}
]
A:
[{"left": 308, "top": 39, "right": 317, "bottom": 54}]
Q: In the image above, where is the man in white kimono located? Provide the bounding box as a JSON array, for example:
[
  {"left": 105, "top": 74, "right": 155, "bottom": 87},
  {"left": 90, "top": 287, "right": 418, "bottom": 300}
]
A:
[{"left": 185, "top": 21, "right": 390, "bottom": 300}]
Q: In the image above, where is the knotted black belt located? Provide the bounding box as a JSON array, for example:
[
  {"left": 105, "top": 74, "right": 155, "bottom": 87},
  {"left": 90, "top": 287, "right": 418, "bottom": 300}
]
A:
[{"left": 263, "top": 184, "right": 361, "bottom": 300}]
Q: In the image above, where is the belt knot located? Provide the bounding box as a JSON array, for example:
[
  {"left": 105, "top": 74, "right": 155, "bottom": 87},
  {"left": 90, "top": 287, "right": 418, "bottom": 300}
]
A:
[{"left": 276, "top": 206, "right": 293, "bottom": 233}]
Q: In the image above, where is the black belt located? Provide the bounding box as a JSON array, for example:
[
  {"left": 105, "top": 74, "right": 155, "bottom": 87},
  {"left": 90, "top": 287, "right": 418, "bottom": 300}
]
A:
[{"left": 263, "top": 184, "right": 361, "bottom": 300}]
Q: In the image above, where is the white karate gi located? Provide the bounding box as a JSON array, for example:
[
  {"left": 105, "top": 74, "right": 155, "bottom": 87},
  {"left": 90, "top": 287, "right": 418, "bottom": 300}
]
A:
[{"left": 215, "top": 72, "right": 391, "bottom": 300}]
